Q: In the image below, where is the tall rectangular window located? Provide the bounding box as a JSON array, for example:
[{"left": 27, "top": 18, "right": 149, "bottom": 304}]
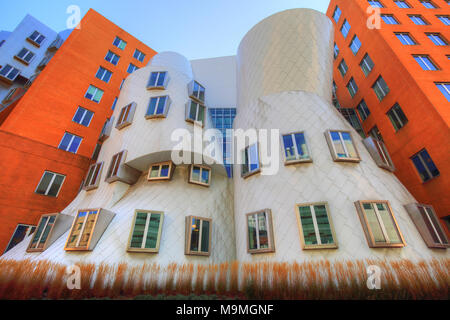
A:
[
  {"left": 186, "top": 100, "right": 206, "bottom": 126},
  {"left": 0, "top": 64, "right": 20, "bottom": 81},
  {"left": 381, "top": 14, "right": 399, "bottom": 24},
  {"left": 127, "top": 63, "right": 139, "bottom": 74},
  {"left": 420, "top": 0, "right": 437, "bottom": 8},
  {"left": 411, "top": 149, "right": 440, "bottom": 182},
  {"left": 282, "top": 132, "right": 312, "bottom": 163},
  {"left": 27, "top": 214, "right": 56, "bottom": 252},
  {"left": 147, "top": 71, "right": 169, "bottom": 89},
  {"left": 35, "top": 171, "right": 65, "bottom": 197},
  {"left": 58, "top": 132, "right": 82, "bottom": 153},
  {"left": 372, "top": 76, "right": 390, "bottom": 101},
  {"left": 325, "top": 130, "right": 361, "bottom": 162},
  {"left": 111, "top": 97, "right": 118, "bottom": 110},
  {"left": 350, "top": 35, "right": 362, "bottom": 55},
  {"left": 360, "top": 53, "right": 374, "bottom": 76},
  {"left": 15, "top": 48, "right": 35, "bottom": 64},
  {"left": 409, "top": 15, "right": 428, "bottom": 25},
  {"left": 357, "top": 100, "right": 371, "bottom": 121},
  {"left": 105, "top": 50, "right": 120, "bottom": 65},
  {"left": 413, "top": 55, "right": 438, "bottom": 70},
  {"left": 395, "top": 32, "right": 417, "bottom": 45},
  {"left": 296, "top": 203, "right": 337, "bottom": 249},
  {"left": 72, "top": 107, "right": 94, "bottom": 127},
  {"left": 242, "top": 143, "right": 260, "bottom": 177},
  {"left": 394, "top": 0, "right": 411, "bottom": 8},
  {"left": 363, "top": 136, "right": 395, "bottom": 171},
  {"left": 369, "top": 125, "right": 384, "bottom": 142},
  {"left": 185, "top": 216, "right": 211, "bottom": 256},
  {"left": 368, "top": 1, "right": 384, "bottom": 8},
  {"left": 146, "top": 96, "right": 171, "bottom": 118},
  {"left": 338, "top": 59, "right": 348, "bottom": 76},
  {"left": 340, "top": 20, "right": 351, "bottom": 39},
  {"left": 436, "top": 15, "right": 450, "bottom": 25},
  {"left": 188, "top": 80, "right": 206, "bottom": 103},
  {"left": 387, "top": 103, "right": 408, "bottom": 131},
  {"left": 426, "top": 33, "right": 447, "bottom": 45},
  {"left": 355, "top": 201, "right": 405, "bottom": 248},
  {"left": 128, "top": 211, "right": 164, "bottom": 253},
  {"left": 65, "top": 210, "right": 98, "bottom": 250},
  {"left": 85, "top": 85, "right": 104, "bottom": 103},
  {"left": 133, "top": 49, "right": 146, "bottom": 62},
  {"left": 83, "top": 162, "right": 104, "bottom": 191},
  {"left": 106, "top": 150, "right": 125, "bottom": 181},
  {"left": 334, "top": 43, "right": 339, "bottom": 59},
  {"left": 116, "top": 102, "right": 136, "bottom": 129},
  {"left": 435, "top": 83, "right": 450, "bottom": 101},
  {"left": 333, "top": 6, "right": 341, "bottom": 23},
  {"left": 95, "top": 67, "right": 112, "bottom": 83},
  {"left": 247, "top": 209, "right": 275, "bottom": 254},
  {"left": 346, "top": 78, "right": 358, "bottom": 98},
  {"left": 113, "top": 36, "right": 127, "bottom": 50}
]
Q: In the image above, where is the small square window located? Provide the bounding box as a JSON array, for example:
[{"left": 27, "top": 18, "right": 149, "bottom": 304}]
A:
[
  {"left": 333, "top": 43, "right": 339, "bottom": 59},
  {"left": 381, "top": 14, "right": 399, "bottom": 24},
  {"left": 5, "top": 224, "right": 36, "bottom": 254},
  {"left": 58, "top": 132, "right": 82, "bottom": 153},
  {"left": 35, "top": 171, "right": 66, "bottom": 197},
  {"left": 368, "top": 0, "right": 384, "bottom": 7},
  {"left": 369, "top": 125, "right": 384, "bottom": 142},
  {"left": 189, "top": 165, "right": 211, "bottom": 187},
  {"left": 360, "top": 53, "right": 375, "bottom": 76},
  {"left": 95, "top": 67, "right": 112, "bottom": 83},
  {"left": 116, "top": 102, "right": 137, "bottom": 129},
  {"left": 85, "top": 85, "right": 104, "bottom": 103},
  {"left": 127, "top": 63, "right": 139, "bottom": 74},
  {"left": 99, "top": 116, "right": 114, "bottom": 142},
  {"left": 147, "top": 71, "right": 169, "bottom": 90},
  {"left": 113, "top": 36, "right": 127, "bottom": 50},
  {"left": 296, "top": 203, "right": 338, "bottom": 250},
  {"left": 105, "top": 51, "right": 120, "bottom": 65},
  {"left": 411, "top": 149, "right": 440, "bottom": 182},
  {"left": 14, "top": 48, "right": 35, "bottom": 65},
  {"left": 0, "top": 64, "right": 21, "bottom": 82},
  {"left": 83, "top": 162, "right": 104, "bottom": 191},
  {"left": 332, "top": 6, "right": 341, "bottom": 23},
  {"left": 27, "top": 213, "right": 73, "bottom": 253},
  {"left": 105, "top": 150, "right": 125, "bottom": 182},
  {"left": 246, "top": 209, "right": 275, "bottom": 254},
  {"left": 242, "top": 143, "right": 261, "bottom": 178},
  {"left": 395, "top": 32, "right": 417, "bottom": 45},
  {"left": 420, "top": 0, "right": 437, "bottom": 9},
  {"left": 27, "top": 31, "right": 46, "bottom": 47},
  {"left": 372, "top": 76, "right": 390, "bottom": 101},
  {"left": 186, "top": 100, "right": 206, "bottom": 127},
  {"left": 387, "top": 103, "right": 408, "bottom": 131},
  {"left": 133, "top": 49, "right": 146, "bottom": 62},
  {"left": 325, "top": 130, "right": 361, "bottom": 162},
  {"left": 148, "top": 161, "right": 175, "bottom": 181},
  {"left": 146, "top": 96, "right": 171, "bottom": 119},
  {"left": 408, "top": 15, "right": 429, "bottom": 25},
  {"left": 185, "top": 216, "right": 211, "bottom": 256},
  {"left": 340, "top": 20, "right": 351, "bottom": 39},
  {"left": 128, "top": 210, "right": 164, "bottom": 253},
  {"left": 349, "top": 35, "right": 362, "bottom": 55},
  {"left": 188, "top": 80, "right": 206, "bottom": 103},
  {"left": 426, "top": 33, "right": 448, "bottom": 46},
  {"left": 394, "top": 0, "right": 411, "bottom": 8},
  {"left": 355, "top": 201, "right": 405, "bottom": 248},
  {"left": 436, "top": 15, "right": 450, "bottom": 25},
  {"left": 72, "top": 106, "right": 94, "bottom": 127},
  {"left": 282, "top": 132, "right": 312, "bottom": 164},
  {"left": 414, "top": 54, "right": 440, "bottom": 71}
]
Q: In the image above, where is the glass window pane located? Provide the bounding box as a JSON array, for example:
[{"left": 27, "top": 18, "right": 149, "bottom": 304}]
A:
[
  {"left": 424, "top": 207, "right": 448, "bottom": 244},
  {"left": 248, "top": 215, "right": 258, "bottom": 250},
  {"left": 192, "top": 166, "right": 201, "bottom": 182},
  {"left": 160, "top": 165, "right": 170, "bottom": 177},
  {"left": 294, "top": 133, "right": 309, "bottom": 159},
  {"left": 201, "top": 169, "right": 210, "bottom": 184},
  {"left": 198, "top": 105, "right": 205, "bottom": 123},
  {"left": 190, "top": 218, "right": 200, "bottom": 252},
  {"left": 148, "top": 97, "right": 158, "bottom": 116},
  {"left": 419, "top": 207, "right": 440, "bottom": 244},
  {"left": 68, "top": 136, "right": 81, "bottom": 153},
  {"left": 299, "top": 206, "right": 317, "bottom": 245},
  {"left": 149, "top": 72, "right": 158, "bottom": 87},
  {"left": 249, "top": 144, "right": 259, "bottom": 171},
  {"left": 157, "top": 72, "right": 166, "bottom": 87},
  {"left": 131, "top": 212, "right": 147, "bottom": 248},
  {"left": 200, "top": 220, "right": 210, "bottom": 253},
  {"left": 342, "top": 132, "right": 357, "bottom": 158},
  {"left": 156, "top": 96, "right": 166, "bottom": 114},
  {"left": 412, "top": 155, "right": 431, "bottom": 182},
  {"left": 150, "top": 166, "right": 160, "bottom": 178},
  {"left": 37, "top": 216, "right": 55, "bottom": 248},
  {"left": 47, "top": 174, "right": 64, "bottom": 196},
  {"left": 78, "top": 210, "right": 98, "bottom": 247},
  {"left": 36, "top": 172, "right": 53, "bottom": 194},
  {"left": 314, "top": 205, "right": 334, "bottom": 244},
  {"left": 81, "top": 110, "right": 93, "bottom": 127},
  {"left": 257, "top": 212, "right": 269, "bottom": 249},
  {"left": 189, "top": 102, "right": 197, "bottom": 120},
  {"left": 283, "top": 135, "right": 295, "bottom": 161},
  {"left": 363, "top": 203, "right": 386, "bottom": 243},
  {"left": 377, "top": 203, "right": 402, "bottom": 244},
  {"left": 330, "top": 131, "right": 346, "bottom": 158},
  {"left": 31, "top": 217, "right": 48, "bottom": 247},
  {"left": 145, "top": 213, "right": 161, "bottom": 249},
  {"left": 420, "top": 150, "right": 440, "bottom": 178},
  {"left": 59, "top": 133, "right": 72, "bottom": 151}
]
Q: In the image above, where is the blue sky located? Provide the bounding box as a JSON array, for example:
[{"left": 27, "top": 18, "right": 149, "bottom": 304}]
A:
[{"left": 1, "top": 0, "right": 331, "bottom": 60}]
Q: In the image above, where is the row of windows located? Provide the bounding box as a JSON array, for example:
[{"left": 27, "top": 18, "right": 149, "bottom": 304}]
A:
[
  {"left": 382, "top": 13, "right": 450, "bottom": 25},
  {"left": 24, "top": 200, "right": 449, "bottom": 257},
  {"left": 112, "top": 36, "right": 147, "bottom": 63},
  {"left": 366, "top": 0, "right": 448, "bottom": 9}
]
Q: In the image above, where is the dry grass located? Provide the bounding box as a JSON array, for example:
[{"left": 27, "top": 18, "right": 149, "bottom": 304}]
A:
[{"left": 0, "top": 258, "right": 448, "bottom": 300}]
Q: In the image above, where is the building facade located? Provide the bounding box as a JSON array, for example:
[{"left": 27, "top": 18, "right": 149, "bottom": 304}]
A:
[
  {"left": 2, "top": 9, "right": 448, "bottom": 267},
  {"left": 0, "top": 9, "right": 156, "bottom": 253},
  {"left": 327, "top": 0, "right": 450, "bottom": 233}
]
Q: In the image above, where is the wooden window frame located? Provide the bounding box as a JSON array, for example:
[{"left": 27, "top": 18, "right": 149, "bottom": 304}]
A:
[
  {"left": 64, "top": 209, "right": 101, "bottom": 251},
  {"left": 246, "top": 209, "right": 275, "bottom": 254},
  {"left": 188, "top": 165, "right": 211, "bottom": 187},
  {"left": 83, "top": 162, "right": 104, "bottom": 191},
  {"left": 185, "top": 216, "right": 212, "bottom": 256},
  {"left": 26, "top": 214, "right": 57, "bottom": 252},
  {"left": 355, "top": 200, "right": 406, "bottom": 248},
  {"left": 325, "top": 130, "right": 361, "bottom": 163},
  {"left": 116, "top": 102, "right": 137, "bottom": 130},
  {"left": 295, "top": 202, "right": 338, "bottom": 250},
  {"left": 127, "top": 210, "right": 164, "bottom": 253},
  {"left": 241, "top": 143, "right": 261, "bottom": 178},
  {"left": 147, "top": 161, "right": 175, "bottom": 181},
  {"left": 281, "top": 132, "right": 313, "bottom": 165}
]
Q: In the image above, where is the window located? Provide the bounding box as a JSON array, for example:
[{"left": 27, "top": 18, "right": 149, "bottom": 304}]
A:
[
  {"left": 357, "top": 100, "right": 371, "bottom": 121},
  {"left": 105, "top": 150, "right": 139, "bottom": 185},
  {"left": 408, "top": 15, "right": 429, "bottom": 25},
  {"left": 347, "top": 78, "right": 358, "bottom": 98},
  {"left": 95, "top": 67, "right": 112, "bottom": 83},
  {"left": 334, "top": 43, "right": 339, "bottom": 59},
  {"left": 147, "top": 71, "right": 169, "bottom": 89},
  {"left": 99, "top": 116, "right": 114, "bottom": 142},
  {"left": 360, "top": 53, "right": 374, "bottom": 76},
  {"left": 349, "top": 35, "right": 362, "bottom": 55},
  {"left": 355, "top": 201, "right": 405, "bottom": 248},
  {"left": 436, "top": 15, "right": 450, "bottom": 25},
  {"left": 133, "top": 49, "right": 146, "bottom": 62},
  {"left": 113, "top": 36, "right": 127, "bottom": 50},
  {"left": 411, "top": 149, "right": 440, "bottom": 182},
  {"left": 116, "top": 102, "right": 137, "bottom": 129},
  {"left": 387, "top": 103, "right": 408, "bottom": 131},
  {"left": 242, "top": 143, "right": 261, "bottom": 178},
  {"left": 2, "top": 88, "right": 18, "bottom": 103},
  {"left": 65, "top": 209, "right": 115, "bottom": 251},
  {"left": 435, "top": 83, "right": 450, "bottom": 101},
  {"left": 26, "top": 214, "right": 71, "bottom": 252},
  {"left": 148, "top": 161, "right": 175, "bottom": 181},
  {"left": 0, "top": 64, "right": 20, "bottom": 82},
  {"left": 5, "top": 224, "right": 36, "bottom": 254},
  {"left": 395, "top": 32, "right": 417, "bottom": 45},
  {"left": 296, "top": 203, "right": 338, "bottom": 249},
  {"left": 106, "top": 151, "right": 123, "bottom": 180},
  {"left": 405, "top": 203, "right": 449, "bottom": 249},
  {"left": 189, "top": 165, "right": 211, "bottom": 187},
  {"left": 426, "top": 33, "right": 447, "bottom": 46},
  {"left": 394, "top": 0, "right": 411, "bottom": 8},
  {"left": 333, "top": 6, "right": 341, "bottom": 23},
  {"left": 325, "top": 130, "right": 361, "bottom": 162},
  {"left": 146, "top": 96, "right": 171, "bottom": 118},
  {"left": 72, "top": 107, "right": 94, "bottom": 127},
  {"left": 381, "top": 14, "right": 399, "bottom": 24},
  {"left": 128, "top": 210, "right": 164, "bottom": 253},
  {"left": 85, "top": 85, "right": 104, "bottom": 103},
  {"left": 185, "top": 216, "right": 211, "bottom": 256},
  {"left": 105, "top": 50, "right": 120, "bottom": 65},
  {"left": 413, "top": 55, "right": 438, "bottom": 71},
  {"left": 368, "top": 1, "right": 384, "bottom": 8},
  {"left": 282, "top": 132, "right": 312, "bottom": 164},
  {"left": 369, "top": 125, "right": 384, "bottom": 142},
  {"left": 15, "top": 48, "right": 35, "bottom": 64},
  {"left": 338, "top": 59, "right": 348, "bottom": 77},
  {"left": 83, "top": 162, "right": 104, "bottom": 191},
  {"left": 363, "top": 136, "right": 395, "bottom": 171},
  {"left": 111, "top": 97, "right": 118, "bottom": 110},
  {"left": 92, "top": 143, "right": 102, "bottom": 161},
  {"left": 120, "top": 79, "right": 125, "bottom": 90},
  {"left": 27, "top": 31, "right": 45, "bottom": 46},
  {"left": 420, "top": 0, "right": 437, "bottom": 8},
  {"left": 188, "top": 80, "right": 206, "bottom": 103},
  {"left": 186, "top": 100, "right": 206, "bottom": 126},
  {"left": 372, "top": 76, "right": 390, "bottom": 101},
  {"left": 35, "top": 171, "right": 65, "bottom": 197},
  {"left": 127, "top": 63, "right": 139, "bottom": 74},
  {"left": 246, "top": 209, "right": 275, "bottom": 254},
  {"left": 340, "top": 20, "right": 351, "bottom": 39},
  {"left": 58, "top": 132, "right": 82, "bottom": 153}
]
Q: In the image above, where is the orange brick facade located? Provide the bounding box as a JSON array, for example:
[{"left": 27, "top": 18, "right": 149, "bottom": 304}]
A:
[
  {"left": 0, "top": 9, "right": 156, "bottom": 252},
  {"left": 327, "top": 0, "right": 449, "bottom": 232}
]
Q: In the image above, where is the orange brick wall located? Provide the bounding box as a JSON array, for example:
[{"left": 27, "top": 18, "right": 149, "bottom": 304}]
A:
[{"left": 327, "top": 0, "right": 449, "bottom": 228}]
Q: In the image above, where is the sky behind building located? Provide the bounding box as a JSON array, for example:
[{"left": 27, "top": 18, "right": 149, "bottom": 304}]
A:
[{"left": 0, "top": 0, "right": 330, "bottom": 59}]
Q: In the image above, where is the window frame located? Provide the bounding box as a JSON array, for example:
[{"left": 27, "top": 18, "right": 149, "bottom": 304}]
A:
[
  {"left": 64, "top": 209, "right": 101, "bottom": 251},
  {"left": 105, "top": 50, "right": 120, "bottom": 66},
  {"left": 105, "top": 150, "right": 126, "bottom": 183},
  {"left": 147, "top": 161, "right": 175, "bottom": 181},
  {"left": 436, "top": 15, "right": 450, "bottom": 26},
  {"left": 185, "top": 100, "right": 206, "bottom": 127},
  {"left": 295, "top": 202, "right": 338, "bottom": 250},
  {"left": 325, "top": 129, "right": 361, "bottom": 163},
  {"left": 95, "top": 66, "right": 113, "bottom": 83},
  {"left": 340, "top": 19, "right": 351, "bottom": 39},
  {"left": 72, "top": 106, "right": 94, "bottom": 127},
  {"left": 27, "top": 30, "right": 46, "bottom": 47},
  {"left": 188, "top": 164, "right": 212, "bottom": 187},
  {"left": 357, "top": 99, "right": 371, "bottom": 121},
  {"left": 355, "top": 200, "right": 406, "bottom": 248},
  {"left": 338, "top": 59, "right": 348, "bottom": 77},
  {"left": 394, "top": 0, "right": 411, "bottom": 8},
  {"left": 395, "top": 32, "right": 417, "bottom": 45},
  {"left": 419, "top": 0, "right": 438, "bottom": 9},
  {"left": 145, "top": 95, "right": 171, "bottom": 119},
  {"left": 408, "top": 14, "right": 429, "bottom": 25},
  {"left": 413, "top": 54, "right": 439, "bottom": 70},
  {"left": 58, "top": 132, "right": 82, "bottom": 153},
  {"left": 127, "top": 210, "right": 164, "bottom": 253},
  {"left": 188, "top": 80, "right": 206, "bottom": 103},
  {"left": 147, "top": 71, "right": 169, "bottom": 90},
  {"left": 127, "top": 63, "right": 139, "bottom": 74},
  {"left": 133, "top": 49, "right": 146, "bottom": 62},
  {"left": 360, "top": 53, "right": 374, "bottom": 76},
  {"left": 426, "top": 33, "right": 448, "bottom": 46},
  {"left": 14, "top": 47, "right": 35, "bottom": 65},
  {"left": 113, "top": 36, "right": 127, "bottom": 50},
  {"left": 368, "top": 0, "right": 384, "bottom": 8},
  {"left": 26, "top": 214, "right": 57, "bottom": 253},
  {"left": 35, "top": 171, "right": 66, "bottom": 197},
  {"left": 372, "top": 76, "right": 390, "bottom": 101},
  {"left": 84, "top": 85, "right": 104, "bottom": 103},
  {"left": 387, "top": 103, "right": 408, "bottom": 131},
  {"left": 83, "top": 162, "right": 104, "bottom": 191},
  {"left": 349, "top": 35, "right": 362, "bottom": 55},
  {"left": 332, "top": 6, "right": 341, "bottom": 23},
  {"left": 246, "top": 209, "right": 275, "bottom": 254},
  {"left": 281, "top": 131, "right": 313, "bottom": 165},
  {"left": 185, "top": 215, "right": 212, "bottom": 256},
  {"left": 381, "top": 14, "right": 399, "bottom": 24},
  {"left": 0, "top": 64, "right": 21, "bottom": 82},
  {"left": 347, "top": 77, "right": 358, "bottom": 98},
  {"left": 116, "top": 102, "right": 137, "bottom": 130},
  {"left": 435, "top": 82, "right": 450, "bottom": 101},
  {"left": 241, "top": 143, "right": 261, "bottom": 178},
  {"left": 410, "top": 149, "right": 440, "bottom": 182},
  {"left": 363, "top": 136, "right": 396, "bottom": 171}
]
